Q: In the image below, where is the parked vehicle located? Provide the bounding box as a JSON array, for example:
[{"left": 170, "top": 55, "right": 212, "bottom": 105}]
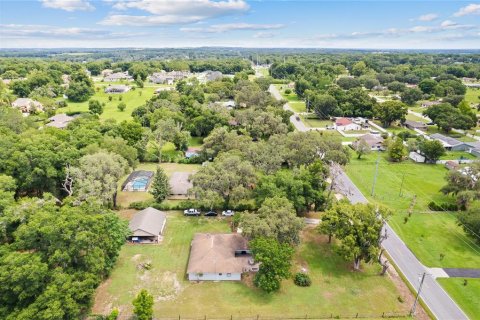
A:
[
  {"left": 184, "top": 208, "right": 200, "bottom": 216},
  {"left": 222, "top": 210, "right": 235, "bottom": 217},
  {"left": 204, "top": 211, "right": 218, "bottom": 217}
]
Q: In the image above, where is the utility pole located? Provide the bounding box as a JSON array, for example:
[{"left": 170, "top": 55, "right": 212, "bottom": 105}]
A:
[
  {"left": 371, "top": 156, "right": 380, "bottom": 196},
  {"left": 410, "top": 272, "right": 427, "bottom": 316}
]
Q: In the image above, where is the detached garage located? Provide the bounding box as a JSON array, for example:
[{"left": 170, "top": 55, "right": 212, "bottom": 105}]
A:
[{"left": 128, "top": 207, "right": 166, "bottom": 243}]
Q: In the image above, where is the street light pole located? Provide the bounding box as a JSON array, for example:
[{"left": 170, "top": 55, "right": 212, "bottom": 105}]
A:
[{"left": 410, "top": 272, "right": 427, "bottom": 316}]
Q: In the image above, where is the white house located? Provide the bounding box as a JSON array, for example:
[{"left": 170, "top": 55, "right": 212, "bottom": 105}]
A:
[
  {"left": 334, "top": 117, "right": 361, "bottom": 131},
  {"left": 187, "top": 233, "right": 259, "bottom": 281}
]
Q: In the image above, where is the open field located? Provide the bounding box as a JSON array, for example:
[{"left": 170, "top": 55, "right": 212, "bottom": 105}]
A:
[
  {"left": 438, "top": 278, "right": 480, "bottom": 320},
  {"left": 64, "top": 83, "right": 158, "bottom": 121},
  {"left": 440, "top": 151, "right": 477, "bottom": 160},
  {"left": 117, "top": 162, "right": 201, "bottom": 208},
  {"left": 93, "top": 213, "right": 409, "bottom": 318},
  {"left": 345, "top": 153, "right": 480, "bottom": 268},
  {"left": 301, "top": 116, "right": 332, "bottom": 128},
  {"left": 465, "top": 87, "right": 480, "bottom": 106},
  {"left": 273, "top": 84, "right": 307, "bottom": 112},
  {"left": 389, "top": 212, "right": 480, "bottom": 268}
]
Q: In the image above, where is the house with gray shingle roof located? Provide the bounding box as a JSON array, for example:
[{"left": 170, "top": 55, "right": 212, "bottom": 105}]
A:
[{"left": 128, "top": 207, "right": 167, "bottom": 243}]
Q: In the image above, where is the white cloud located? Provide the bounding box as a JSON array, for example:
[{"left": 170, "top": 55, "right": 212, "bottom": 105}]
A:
[
  {"left": 454, "top": 3, "right": 480, "bottom": 17},
  {"left": 410, "top": 25, "right": 435, "bottom": 33},
  {"left": 181, "top": 23, "right": 285, "bottom": 33},
  {"left": 100, "top": 0, "right": 249, "bottom": 26},
  {"left": 100, "top": 14, "right": 206, "bottom": 26},
  {"left": 441, "top": 20, "right": 457, "bottom": 27},
  {"left": 0, "top": 24, "right": 140, "bottom": 39},
  {"left": 40, "top": 0, "right": 94, "bottom": 11},
  {"left": 417, "top": 13, "right": 438, "bottom": 21},
  {"left": 254, "top": 32, "right": 275, "bottom": 39}
]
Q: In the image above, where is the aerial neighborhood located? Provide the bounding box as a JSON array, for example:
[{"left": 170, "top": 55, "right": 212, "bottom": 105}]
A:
[{"left": 1, "top": 1, "right": 480, "bottom": 320}]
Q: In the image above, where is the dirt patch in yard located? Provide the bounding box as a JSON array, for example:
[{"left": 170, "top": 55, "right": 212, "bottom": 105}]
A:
[
  {"left": 386, "top": 261, "right": 429, "bottom": 320},
  {"left": 91, "top": 278, "right": 116, "bottom": 316}
]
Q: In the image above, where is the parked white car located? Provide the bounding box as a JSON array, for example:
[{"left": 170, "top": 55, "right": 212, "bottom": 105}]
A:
[
  {"left": 222, "top": 210, "right": 235, "bottom": 217},
  {"left": 184, "top": 208, "right": 200, "bottom": 216}
]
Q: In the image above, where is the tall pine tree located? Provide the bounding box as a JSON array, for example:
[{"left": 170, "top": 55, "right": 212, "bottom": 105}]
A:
[{"left": 150, "top": 166, "right": 170, "bottom": 202}]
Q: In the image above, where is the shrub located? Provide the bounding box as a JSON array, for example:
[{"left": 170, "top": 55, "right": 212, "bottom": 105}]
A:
[
  {"left": 284, "top": 89, "right": 292, "bottom": 94},
  {"left": 428, "top": 201, "right": 458, "bottom": 211},
  {"left": 293, "top": 272, "right": 311, "bottom": 287}
]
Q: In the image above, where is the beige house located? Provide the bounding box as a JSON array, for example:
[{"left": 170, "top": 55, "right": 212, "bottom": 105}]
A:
[
  {"left": 187, "top": 233, "right": 259, "bottom": 281},
  {"left": 128, "top": 207, "right": 167, "bottom": 243},
  {"left": 11, "top": 98, "right": 43, "bottom": 113}
]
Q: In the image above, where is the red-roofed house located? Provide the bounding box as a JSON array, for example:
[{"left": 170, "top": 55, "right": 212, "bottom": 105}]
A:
[{"left": 334, "top": 117, "right": 360, "bottom": 131}]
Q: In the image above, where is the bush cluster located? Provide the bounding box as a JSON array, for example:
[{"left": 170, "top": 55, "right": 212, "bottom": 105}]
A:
[{"left": 293, "top": 272, "right": 312, "bottom": 287}]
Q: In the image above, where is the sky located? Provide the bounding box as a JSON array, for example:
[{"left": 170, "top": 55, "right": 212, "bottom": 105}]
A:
[{"left": 0, "top": 0, "right": 479, "bottom": 49}]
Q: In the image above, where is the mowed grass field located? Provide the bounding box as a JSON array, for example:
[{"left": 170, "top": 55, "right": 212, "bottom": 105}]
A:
[
  {"left": 65, "top": 82, "right": 160, "bottom": 121},
  {"left": 465, "top": 87, "right": 480, "bottom": 105},
  {"left": 345, "top": 153, "right": 480, "bottom": 268},
  {"left": 92, "top": 212, "right": 409, "bottom": 318},
  {"left": 437, "top": 278, "right": 480, "bottom": 320}
]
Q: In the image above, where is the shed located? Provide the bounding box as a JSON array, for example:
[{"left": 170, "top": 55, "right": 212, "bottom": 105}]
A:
[{"left": 404, "top": 120, "right": 427, "bottom": 131}]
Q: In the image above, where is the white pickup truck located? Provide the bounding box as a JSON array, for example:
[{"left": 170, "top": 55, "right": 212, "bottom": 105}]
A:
[{"left": 184, "top": 208, "right": 201, "bottom": 216}]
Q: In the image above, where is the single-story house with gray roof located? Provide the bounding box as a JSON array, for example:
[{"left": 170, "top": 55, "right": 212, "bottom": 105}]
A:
[{"left": 128, "top": 207, "right": 167, "bottom": 243}]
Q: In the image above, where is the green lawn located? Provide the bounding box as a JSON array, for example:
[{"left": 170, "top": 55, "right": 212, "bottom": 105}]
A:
[
  {"left": 465, "top": 87, "right": 480, "bottom": 105},
  {"left": 64, "top": 83, "right": 157, "bottom": 121},
  {"left": 389, "top": 213, "right": 480, "bottom": 268},
  {"left": 188, "top": 136, "right": 204, "bottom": 147},
  {"left": 346, "top": 153, "right": 480, "bottom": 268},
  {"left": 346, "top": 153, "right": 452, "bottom": 213},
  {"left": 440, "top": 151, "right": 477, "bottom": 160},
  {"left": 405, "top": 113, "right": 429, "bottom": 123},
  {"left": 301, "top": 116, "right": 332, "bottom": 128},
  {"left": 93, "top": 214, "right": 409, "bottom": 318},
  {"left": 438, "top": 278, "right": 480, "bottom": 320},
  {"left": 273, "top": 84, "right": 307, "bottom": 112}
]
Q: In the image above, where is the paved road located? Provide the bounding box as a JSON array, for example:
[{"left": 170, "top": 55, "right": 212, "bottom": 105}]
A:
[
  {"left": 334, "top": 172, "right": 469, "bottom": 320},
  {"left": 269, "top": 88, "right": 468, "bottom": 319},
  {"left": 269, "top": 84, "right": 311, "bottom": 132}
]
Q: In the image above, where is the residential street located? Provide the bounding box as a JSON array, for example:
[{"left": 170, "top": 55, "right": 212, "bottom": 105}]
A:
[
  {"left": 268, "top": 84, "right": 312, "bottom": 132},
  {"left": 271, "top": 86, "right": 469, "bottom": 320}
]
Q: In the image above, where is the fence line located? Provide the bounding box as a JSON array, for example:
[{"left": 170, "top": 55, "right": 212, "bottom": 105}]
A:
[{"left": 89, "top": 312, "right": 410, "bottom": 320}]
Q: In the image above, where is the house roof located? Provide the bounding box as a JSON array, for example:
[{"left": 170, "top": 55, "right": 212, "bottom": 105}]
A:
[
  {"left": 46, "top": 113, "right": 74, "bottom": 128},
  {"left": 465, "top": 141, "right": 480, "bottom": 149},
  {"left": 169, "top": 172, "right": 193, "bottom": 195},
  {"left": 356, "top": 134, "right": 384, "bottom": 147},
  {"left": 335, "top": 117, "right": 352, "bottom": 126},
  {"left": 129, "top": 207, "right": 166, "bottom": 237},
  {"left": 12, "top": 98, "right": 43, "bottom": 109},
  {"left": 430, "top": 133, "right": 463, "bottom": 147},
  {"left": 404, "top": 120, "right": 427, "bottom": 128},
  {"left": 187, "top": 233, "right": 250, "bottom": 274}
]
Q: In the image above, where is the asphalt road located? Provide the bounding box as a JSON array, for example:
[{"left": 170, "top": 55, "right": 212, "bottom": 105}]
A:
[
  {"left": 270, "top": 86, "right": 469, "bottom": 319},
  {"left": 268, "top": 85, "right": 311, "bottom": 132}
]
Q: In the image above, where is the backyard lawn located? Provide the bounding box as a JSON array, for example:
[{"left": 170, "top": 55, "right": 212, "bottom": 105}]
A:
[
  {"left": 64, "top": 83, "right": 158, "bottom": 121},
  {"left": 438, "top": 278, "right": 480, "bottom": 320},
  {"left": 345, "top": 153, "right": 480, "bottom": 268},
  {"left": 92, "top": 212, "right": 410, "bottom": 319},
  {"left": 405, "top": 113, "right": 429, "bottom": 123},
  {"left": 440, "top": 151, "right": 477, "bottom": 160}
]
